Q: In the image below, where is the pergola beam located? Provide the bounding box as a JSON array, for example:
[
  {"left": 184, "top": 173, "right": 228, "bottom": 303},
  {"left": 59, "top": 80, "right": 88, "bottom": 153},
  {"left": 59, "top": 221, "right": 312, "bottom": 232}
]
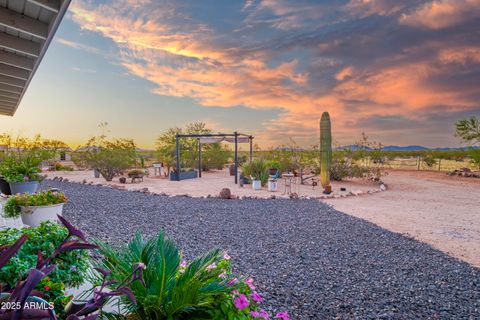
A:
[
  {"left": 0, "top": 33, "right": 41, "bottom": 57},
  {"left": 0, "top": 64, "right": 30, "bottom": 80},
  {"left": 0, "top": 7, "right": 48, "bottom": 40},
  {"left": 0, "top": 74, "right": 26, "bottom": 87},
  {"left": 0, "top": 83, "right": 23, "bottom": 94},
  {"left": 0, "top": 89, "right": 20, "bottom": 98},
  {"left": 0, "top": 50, "right": 35, "bottom": 70},
  {"left": 27, "top": 0, "right": 60, "bottom": 13}
]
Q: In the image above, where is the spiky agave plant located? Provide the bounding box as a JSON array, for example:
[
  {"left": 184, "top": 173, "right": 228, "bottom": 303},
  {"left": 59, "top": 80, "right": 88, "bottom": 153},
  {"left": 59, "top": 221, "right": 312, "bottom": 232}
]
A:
[
  {"left": 320, "top": 112, "right": 332, "bottom": 192},
  {"left": 94, "top": 232, "right": 233, "bottom": 320}
]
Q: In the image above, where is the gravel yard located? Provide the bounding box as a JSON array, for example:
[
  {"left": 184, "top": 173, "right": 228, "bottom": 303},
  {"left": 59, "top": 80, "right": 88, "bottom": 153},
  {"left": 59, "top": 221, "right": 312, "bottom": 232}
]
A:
[{"left": 45, "top": 181, "right": 480, "bottom": 319}]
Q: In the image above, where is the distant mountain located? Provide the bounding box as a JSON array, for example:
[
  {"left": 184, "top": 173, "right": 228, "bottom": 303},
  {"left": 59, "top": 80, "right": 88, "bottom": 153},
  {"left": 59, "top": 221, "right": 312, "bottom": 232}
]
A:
[{"left": 337, "top": 145, "right": 479, "bottom": 151}]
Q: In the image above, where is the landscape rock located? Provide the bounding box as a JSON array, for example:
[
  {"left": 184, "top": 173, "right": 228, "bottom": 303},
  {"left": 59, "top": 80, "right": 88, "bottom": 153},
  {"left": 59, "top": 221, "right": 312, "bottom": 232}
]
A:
[{"left": 219, "top": 188, "right": 232, "bottom": 199}]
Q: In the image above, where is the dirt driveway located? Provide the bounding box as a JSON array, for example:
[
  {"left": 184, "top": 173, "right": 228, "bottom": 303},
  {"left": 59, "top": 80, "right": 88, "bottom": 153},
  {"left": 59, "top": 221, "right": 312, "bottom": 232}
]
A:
[{"left": 326, "top": 170, "right": 480, "bottom": 267}]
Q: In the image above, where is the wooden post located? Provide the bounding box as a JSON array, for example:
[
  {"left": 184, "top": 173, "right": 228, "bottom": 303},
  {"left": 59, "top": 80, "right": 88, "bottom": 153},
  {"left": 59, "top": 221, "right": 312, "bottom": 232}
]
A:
[
  {"left": 175, "top": 134, "right": 180, "bottom": 181},
  {"left": 438, "top": 158, "right": 441, "bottom": 171},
  {"left": 417, "top": 156, "right": 421, "bottom": 170},
  {"left": 234, "top": 132, "right": 238, "bottom": 184},
  {"left": 198, "top": 139, "right": 202, "bottom": 178}
]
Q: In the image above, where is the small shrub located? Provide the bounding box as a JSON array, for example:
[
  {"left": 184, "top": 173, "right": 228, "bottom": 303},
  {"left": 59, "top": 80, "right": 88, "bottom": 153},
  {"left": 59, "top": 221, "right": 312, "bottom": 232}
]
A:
[
  {"left": 0, "top": 157, "right": 43, "bottom": 183},
  {"left": 467, "top": 148, "right": 480, "bottom": 170},
  {"left": 0, "top": 221, "right": 90, "bottom": 288},
  {"left": 51, "top": 162, "right": 74, "bottom": 171},
  {"left": 242, "top": 159, "right": 269, "bottom": 185},
  {"left": 422, "top": 154, "right": 437, "bottom": 168},
  {"left": 3, "top": 190, "right": 66, "bottom": 218}
]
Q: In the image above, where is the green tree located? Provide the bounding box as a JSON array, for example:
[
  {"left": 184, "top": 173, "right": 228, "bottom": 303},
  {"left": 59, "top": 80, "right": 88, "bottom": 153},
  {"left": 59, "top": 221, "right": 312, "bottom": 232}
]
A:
[
  {"left": 75, "top": 136, "right": 137, "bottom": 181},
  {"left": 456, "top": 116, "right": 480, "bottom": 145}
]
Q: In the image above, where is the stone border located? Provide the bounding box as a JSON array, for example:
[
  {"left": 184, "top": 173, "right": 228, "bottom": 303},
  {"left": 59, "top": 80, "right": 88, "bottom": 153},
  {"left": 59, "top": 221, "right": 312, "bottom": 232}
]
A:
[{"left": 47, "top": 177, "right": 388, "bottom": 200}]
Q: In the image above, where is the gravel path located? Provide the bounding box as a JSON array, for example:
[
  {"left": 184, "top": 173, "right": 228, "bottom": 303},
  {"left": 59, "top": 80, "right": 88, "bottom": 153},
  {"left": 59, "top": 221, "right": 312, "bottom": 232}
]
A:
[{"left": 45, "top": 181, "right": 480, "bottom": 319}]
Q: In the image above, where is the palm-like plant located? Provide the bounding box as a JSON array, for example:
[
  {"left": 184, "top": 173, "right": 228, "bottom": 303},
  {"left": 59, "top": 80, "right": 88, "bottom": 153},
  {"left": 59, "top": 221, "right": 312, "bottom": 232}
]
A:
[{"left": 94, "top": 232, "right": 233, "bottom": 320}]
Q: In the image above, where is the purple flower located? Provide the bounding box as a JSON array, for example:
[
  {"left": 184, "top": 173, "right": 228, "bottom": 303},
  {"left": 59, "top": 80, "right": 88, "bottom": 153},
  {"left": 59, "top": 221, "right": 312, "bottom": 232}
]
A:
[
  {"left": 250, "top": 292, "right": 263, "bottom": 302},
  {"left": 223, "top": 252, "right": 231, "bottom": 260},
  {"left": 233, "top": 294, "right": 250, "bottom": 310},
  {"left": 180, "top": 260, "right": 187, "bottom": 268},
  {"left": 275, "top": 311, "right": 290, "bottom": 320},
  {"left": 70, "top": 266, "right": 77, "bottom": 272},
  {"left": 219, "top": 271, "right": 227, "bottom": 278}
]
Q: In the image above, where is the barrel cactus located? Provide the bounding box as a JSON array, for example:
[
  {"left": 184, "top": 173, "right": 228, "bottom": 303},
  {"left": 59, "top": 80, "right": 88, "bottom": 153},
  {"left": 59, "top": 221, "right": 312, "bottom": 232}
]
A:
[{"left": 319, "top": 112, "right": 332, "bottom": 192}]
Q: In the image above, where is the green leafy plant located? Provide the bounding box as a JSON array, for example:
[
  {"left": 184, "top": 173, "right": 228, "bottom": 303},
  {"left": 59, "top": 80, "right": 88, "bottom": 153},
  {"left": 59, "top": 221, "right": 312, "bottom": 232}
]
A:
[
  {"left": 241, "top": 159, "right": 269, "bottom": 185},
  {"left": 0, "top": 221, "right": 90, "bottom": 289},
  {"left": 0, "top": 157, "right": 43, "bottom": 183},
  {"left": 456, "top": 116, "right": 480, "bottom": 144},
  {"left": 2, "top": 190, "right": 67, "bottom": 218},
  {"left": 92, "top": 232, "right": 235, "bottom": 319},
  {"left": 38, "top": 276, "right": 74, "bottom": 319},
  {"left": 74, "top": 136, "right": 137, "bottom": 181},
  {"left": 467, "top": 147, "right": 480, "bottom": 170}
]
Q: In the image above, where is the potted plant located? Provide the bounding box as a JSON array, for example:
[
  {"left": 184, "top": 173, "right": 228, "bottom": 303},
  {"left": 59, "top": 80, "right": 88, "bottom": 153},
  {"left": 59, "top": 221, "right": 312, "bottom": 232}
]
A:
[
  {"left": 2, "top": 190, "right": 67, "bottom": 227},
  {"left": 242, "top": 159, "right": 268, "bottom": 190},
  {"left": 0, "top": 157, "right": 43, "bottom": 194}
]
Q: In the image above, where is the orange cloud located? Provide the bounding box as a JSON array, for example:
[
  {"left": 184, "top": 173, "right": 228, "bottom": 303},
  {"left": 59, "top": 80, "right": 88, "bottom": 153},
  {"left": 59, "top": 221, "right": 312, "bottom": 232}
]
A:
[
  {"left": 400, "top": 0, "right": 480, "bottom": 29},
  {"left": 67, "top": 0, "right": 480, "bottom": 147}
]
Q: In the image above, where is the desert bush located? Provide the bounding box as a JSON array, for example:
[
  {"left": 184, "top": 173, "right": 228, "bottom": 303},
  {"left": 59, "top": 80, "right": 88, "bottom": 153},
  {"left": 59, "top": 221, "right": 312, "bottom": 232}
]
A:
[
  {"left": 422, "top": 154, "right": 437, "bottom": 168},
  {"left": 76, "top": 136, "right": 137, "bottom": 181},
  {"left": 330, "top": 150, "right": 366, "bottom": 181},
  {"left": 467, "top": 148, "right": 480, "bottom": 170}
]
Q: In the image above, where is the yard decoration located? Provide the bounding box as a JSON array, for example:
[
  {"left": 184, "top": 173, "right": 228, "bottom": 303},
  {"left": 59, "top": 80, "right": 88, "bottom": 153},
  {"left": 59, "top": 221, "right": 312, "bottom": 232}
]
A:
[{"left": 320, "top": 112, "right": 332, "bottom": 193}]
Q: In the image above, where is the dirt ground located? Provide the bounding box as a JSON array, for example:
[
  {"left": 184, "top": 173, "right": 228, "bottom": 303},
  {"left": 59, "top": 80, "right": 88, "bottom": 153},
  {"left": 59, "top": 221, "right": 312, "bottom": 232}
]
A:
[{"left": 326, "top": 170, "right": 480, "bottom": 268}]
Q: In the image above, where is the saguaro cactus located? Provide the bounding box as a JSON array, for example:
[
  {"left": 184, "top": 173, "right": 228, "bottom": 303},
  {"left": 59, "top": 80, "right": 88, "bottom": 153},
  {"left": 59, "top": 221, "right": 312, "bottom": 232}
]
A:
[{"left": 320, "top": 112, "right": 332, "bottom": 192}]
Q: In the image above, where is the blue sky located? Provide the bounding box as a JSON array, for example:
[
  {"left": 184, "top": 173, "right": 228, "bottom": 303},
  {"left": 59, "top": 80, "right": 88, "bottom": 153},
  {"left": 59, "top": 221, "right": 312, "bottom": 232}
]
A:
[{"left": 0, "top": 0, "right": 479, "bottom": 148}]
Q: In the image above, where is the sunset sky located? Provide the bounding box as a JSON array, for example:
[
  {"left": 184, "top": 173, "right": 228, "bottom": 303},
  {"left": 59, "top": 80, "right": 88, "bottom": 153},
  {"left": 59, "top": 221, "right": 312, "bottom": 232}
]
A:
[{"left": 0, "top": 0, "right": 479, "bottom": 149}]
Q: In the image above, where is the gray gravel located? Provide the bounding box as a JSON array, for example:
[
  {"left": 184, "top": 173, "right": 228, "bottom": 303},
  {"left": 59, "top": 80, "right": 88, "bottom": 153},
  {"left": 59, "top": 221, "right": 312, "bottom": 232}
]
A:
[{"left": 44, "top": 181, "right": 480, "bottom": 319}]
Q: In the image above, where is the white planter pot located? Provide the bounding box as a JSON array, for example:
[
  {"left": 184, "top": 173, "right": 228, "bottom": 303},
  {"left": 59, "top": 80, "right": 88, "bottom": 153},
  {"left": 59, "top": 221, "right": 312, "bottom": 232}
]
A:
[
  {"left": 267, "top": 179, "right": 278, "bottom": 192},
  {"left": 252, "top": 180, "right": 262, "bottom": 190},
  {"left": 20, "top": 203, "right": 64, "bottom": 227}
]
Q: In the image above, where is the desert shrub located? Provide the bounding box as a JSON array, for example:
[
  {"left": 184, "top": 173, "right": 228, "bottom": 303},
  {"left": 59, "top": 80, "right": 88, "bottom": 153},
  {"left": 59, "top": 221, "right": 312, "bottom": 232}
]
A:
[
  {"left": 51, "top": 162, "right": 74, "bottom": 171},
  {"left": 0, "top": 156, "right": 44, "bottom": 183},
  {"left": 422, "top": 154, "right": 437, "bottom": 168},
  {"left": 76, "top": 136, "right": 137, "bottom": 181},
  {"left": 330, "top": 150, "right": 366, "bottom": 181},
  {"left": 467, "top": 148, "right": 480, "bottom": 170},
  {"left": 0, "top": 221, "right": 90, "bottom": 288},
  {"left": 203, "top": 143, "right": 230, "bottom": 170}
]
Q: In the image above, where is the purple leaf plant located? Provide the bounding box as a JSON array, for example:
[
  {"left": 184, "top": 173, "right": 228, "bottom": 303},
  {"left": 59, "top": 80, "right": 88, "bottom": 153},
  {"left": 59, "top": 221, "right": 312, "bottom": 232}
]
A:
[{"left": 0, "top": 215, "right": 144, "bottom": 320}]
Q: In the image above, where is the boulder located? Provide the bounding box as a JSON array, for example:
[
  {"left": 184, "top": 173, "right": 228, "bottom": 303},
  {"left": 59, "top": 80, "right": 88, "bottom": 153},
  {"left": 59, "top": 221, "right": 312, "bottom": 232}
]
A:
[{"left": 219, "top": 188, "right": 232, "bottom": 199}]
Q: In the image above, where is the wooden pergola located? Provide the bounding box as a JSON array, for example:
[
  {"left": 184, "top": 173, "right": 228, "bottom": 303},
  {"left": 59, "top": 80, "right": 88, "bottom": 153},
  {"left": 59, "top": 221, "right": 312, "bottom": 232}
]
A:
[
  {"left": 175, "top": 132, "right": 254, "bottom": 184},
  {"left": 0, "top": 0, "right": 71, "bottom": 116}
]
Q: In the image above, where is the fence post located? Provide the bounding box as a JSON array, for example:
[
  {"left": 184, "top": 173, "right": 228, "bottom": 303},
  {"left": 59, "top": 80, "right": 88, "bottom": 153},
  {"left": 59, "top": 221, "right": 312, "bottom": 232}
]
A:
[
  {"left": 417, "top": 156, "right": 420, "bottom": 170},
  {"left": 438, "top": 159, "right": 441, "bottom": 171}
]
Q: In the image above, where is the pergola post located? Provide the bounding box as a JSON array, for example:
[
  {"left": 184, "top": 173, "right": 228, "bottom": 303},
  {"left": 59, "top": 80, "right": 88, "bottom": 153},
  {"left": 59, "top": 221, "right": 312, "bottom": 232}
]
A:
[
  {"left": 198, "top": 138, "right": 202, "bottom": 178},
  {"left": 234, "top": 131, "right": 238, "bottom": 184},
  {"left": 249, "top": 136, "right": 253, "bottom": 161},
  {"left": 175, "top": 134, "right": 180, "bottom": 181}
]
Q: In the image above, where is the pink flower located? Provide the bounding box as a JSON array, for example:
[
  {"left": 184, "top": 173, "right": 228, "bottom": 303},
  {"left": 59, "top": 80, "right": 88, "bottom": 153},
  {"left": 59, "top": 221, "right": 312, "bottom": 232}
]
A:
[
  {"left": 232, "top": 290, "right": 239, "bottom": 295},
  {"left": 275, "top": 311, "right": 290, "bottom": 320},
  {"left": 223, "top": 253, "right": 231, "bottom": 260},
  {"left": 228, "top": 278, "right": 239, "bottom": 286},
  {"left": 250, "top": 292, "right": 263, "bottom": 302},
  {"left": 233, "top": 294, "right": 250, "bottom": 310},
  {"left": 206, "top": 262, "right": 216, "bottom": 270},
  {"left": 180, "top": 260, "right": 187, "bottom": 268},
  {"left": 219, "top": 271, "right": 227, "bottom": 278},
  {"left": 246, "top": 278, "right": 255, "bottom": 290},
  {"left": 250, "top": 310, "right": 269, "bottom": 319}
]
